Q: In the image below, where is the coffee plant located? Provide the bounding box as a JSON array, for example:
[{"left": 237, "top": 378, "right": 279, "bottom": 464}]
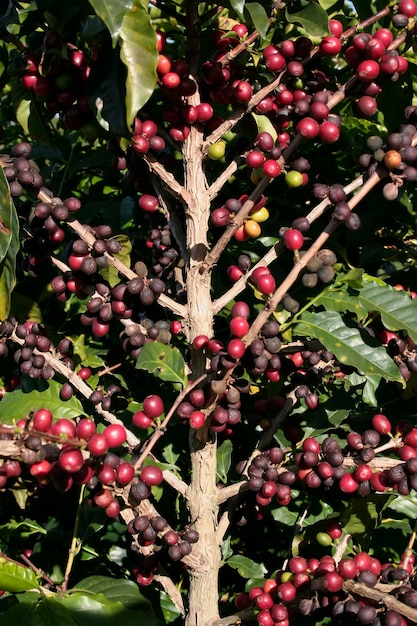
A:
[{"left": 3, "top": 0, "right": 417, "bottom": 624}]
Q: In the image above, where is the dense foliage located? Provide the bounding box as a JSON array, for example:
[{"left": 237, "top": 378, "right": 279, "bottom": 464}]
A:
[{"left": 2, "top": 0, "right": 417, "bottom": 624}]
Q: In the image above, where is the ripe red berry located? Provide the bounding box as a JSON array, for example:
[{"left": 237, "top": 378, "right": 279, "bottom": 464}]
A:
[
  {"left": 262, "top": 159, "right": 281, "bottom": 178},
  {"left": 399, "top": 0, "right": 417, "bottom": 17},
  {"left": 143, "top": 394, "right": 164, "bottom": 419},
  {"left": 76, "top": 418, "right": 96, "bottom": 440},
  {"left": 189, "top": 410, "right": 205, "bottom": 429},
  {"left": 104, "top": 423, "right": 127, "bottom": 448},
  {"left": 59, "top": 448, "right": 84, "bottom": 473},
  {"left": 256, "top": 274, "right": 276, "bottom": 295},
  {"left": 88, "top": 433, "right": 109, "bottom": 457},
  {"left": 319, "top": 120, "right": 340, "bottom": 143},
  {"left": 132, "top": 411, "right": 154, "bottom": 429},
  {"left": 140, "top": 464, "right": 163, "bottom": 486},
  {"left": 297, "top": 117, "right": 320, "bottom": 139},
  {"left": 320, "top": 36, "right": 342, "bottom": 56},
  {"left": 329, "top": 19, "right": 343, "bottom": 37},
  {"left": 323, "top": 571, "right": 344, "bottom": 592},
  {"left": 283, "top": 228, "right": 304, "bottom": 251},
  {"left": 356, "top": 59, "right": 380, "bottom": 82},
  {"left": 51, "top": 418, "right": 76, "bottom": 439},
  {"left": 32, "top": 408, "right": 52, "bottom": 432},
  {"left": 227, "top": 338, "right": 246, "bottom": 359},
  {"left": 338, "top": 472, "right": 360, "bottom": 493},
  {"left": 229, "top": 316, "right": 249, "bottom": 338},
  {"left": 372, "top": 413, "right": 392, "bottom": 435}
]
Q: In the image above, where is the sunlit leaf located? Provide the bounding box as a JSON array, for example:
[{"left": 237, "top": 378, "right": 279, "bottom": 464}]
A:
[
  {"left": 285, "top": 1, "right": 329, "bottom": 36},
  {"left": 119, "top": 0, "right": 158, "bottom": 129},
  {"left": 0, "top": 560, "right": 38, "bottom": 592},
  {"left": 0, "top": 173, "right": 19, "bottom": 319},
  {"left": 0, "top": 379, "right": 85, "bottom": 424},
  {"left": 244, "top": 3, "right": 269, "bottom": 38},
  {"left": 136, "top": 343, "right": 187, "bottom": 388},
  {"left": 88, "top": 0, "right": 133, "bottom": 46},
  {"left": 0, "top": 166, "right": 13, "bottom": 264},
  {"left": 216, "top": 439, "right": 232, "bottom": 483},
  {"left": 357, "top": 280, "right": 417, "bottom": 343},
  {"left": 227, "top": 555, "right": 266, "bottom": 578},
  {"left": 295, "top": 311, "right": 403, "bottom": 385}
]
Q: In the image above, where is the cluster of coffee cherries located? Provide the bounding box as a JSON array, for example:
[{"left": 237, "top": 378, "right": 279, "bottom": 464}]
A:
[
  {"left": 376, "top": 324, "right": 417, "bottom": 383},
  {"left": 0, "top": 142, "right": 43, "bottom": 198},
  {"left": 238, "top": 413, "right": 417, "bottom": 515},
  {"left": 0, "top": 319, "right": 126, "bottom": 409},
  {"left": 15, "top": 31, "right": 96, "bottom": 133},
  {"left": 238, "top": 545, "right": 417, "bottom": 625},
  {"left": 23, "top": 194, "right": 81, "bottom": 275},
  {"left": 127, "top": 513, "right": 199, "bottom": 563},
  {"left": 211, "top": 193, "right": 269, "bottom": 242},
  {"left": 358, "top": 115, "right": 417, "bottom": 202}
]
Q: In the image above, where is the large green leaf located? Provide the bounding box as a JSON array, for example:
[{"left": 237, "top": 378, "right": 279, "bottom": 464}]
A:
[
  {"left": 356, "top": 281, "right": 417, "bottom": 343},
  {"left": 285, "top": 1, "right": 329, "bottom": 37},
  {"left": 230, "top": 0, "right": 246, "bottom": 19},
  {"left": 88, "top": 0, "right": 133, "bottom": 46},
  {"left": 227, "top": 555, "right": 266, "bottom": 579},
  {"left": 86, "top": 40, "right": 129, "bottom": 136},
  {"left": 61, "top": 591, "right": 160, "bottom": 626},
  {"left": 119, "top": 0, "right": 158, "bottom": 129},
  {"left": 0, "top": 560, "right": 39, "bottom": 593},
  {"left": 0, "top": 379, "right": 85, "bottom": 424},
  {"left": 0, "top": 174, "right": 19, "bottom": 319},
  {"left": 340, "top": 494, "right": 394, "bottom": 550},
  {"left": 244, "top": 3, "right": 270, "bottom": 38},
  {"left": 216, "top": 439, "right": 232, "bottom": 483},
  {"left": 136, "top": 343, "right": 187, "bottom": 388},
  {"left": 315, "top": 287, "right": 368, "bottom": 319},
  {"left": 0, "top": 166, "right": 13, "bottom": 264},
  {"left": 74, "top": 576, "right": 154, "bottom": 612},
  {"left": 294, "top": 311, "right": 403, "bottom": 384}
]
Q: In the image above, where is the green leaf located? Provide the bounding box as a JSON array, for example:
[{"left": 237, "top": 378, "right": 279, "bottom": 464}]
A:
[
  {"left": 0, "top": 560, "right": 39, "bottom": 593},
  {"left": 61, "top": 589, "right": 160, "bottom": 626},
  {"left": 230, "top": 0, "right": 246, "bottom": 19},
  {"left": 357, "top": 281, "right": 417, "bottom": 343},
  {"left": 244, "top": 3, "right": 270, "bottom": 38},
  {"left": 100, "top": 235, "right": 132, "bottom": 287},
  {"left": 136, "top": 343, "right": 187, "bottom": 388},
  {"left": 75, "top": 575, "right": 153, "bottom": 610},
  {"left": 160, "top": 592, "right": 181, "bottom": 624},
  {"left": 10, "top": 293, "right": 42, "bottom": 324},
  {"left": 340, "top": 494, "right": 394, "bottom": 550},
  {"left": 0, "top": 175, "right": 19, "bottom": 319},
  {"left": 0, "top": 379, "right": 85, "bottom": 424},
  {"left": 388, "top": 496, "right": 417, "bottom": 520},
  {"left": 88, "top": 0, "right": 133, "bottom": 46},
  {"left": 315, "top": 287, "right": 368, "bottom": 318},
  {"left": 285, "top": 1, "right": 329, "bottom": 37},
  {"left": 216, "top": 439, "right": 232, "bottom": 483},
  {"left": 227, "top": 555, "right": 266, "bottom": 579},
  {"left": 251, "top": 113, "right": 277, "bottom": 143},
  {"left": 119, "top": 0, "right": 158, "bottom": 129},
  {"left": 0, "top": 166, "right": 13, "bottom": 264},
  {"left": 86, "top": 40, "right": 129, "bottom": 136},
  {"left": 294, "top": 311, "right": 403, "bottom": 385}
]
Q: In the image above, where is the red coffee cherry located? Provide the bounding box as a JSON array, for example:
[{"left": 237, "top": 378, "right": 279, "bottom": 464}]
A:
[
  {"left": 283, "top": 228, "right": 304, "bottom": 251},
  {"left": 140, "top": 464, "right": 163, "bottom": 486},
  {"left": 143, "top": 394, "right": 164, "bottom": 419}
]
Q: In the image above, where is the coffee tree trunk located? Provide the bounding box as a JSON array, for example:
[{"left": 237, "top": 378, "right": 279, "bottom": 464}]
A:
[{"left": 182, "top": 21, "right": 220, "bottom": 619}]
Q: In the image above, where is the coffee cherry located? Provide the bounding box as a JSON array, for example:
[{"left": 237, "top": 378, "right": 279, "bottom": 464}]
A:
[
  {"left": 297, "top": 117, "right": 320, "bottom": 139},
  {"left": 285, "top": 170, "right": 303, "bottom": 188},
  {"left": 372, "top": 413, "right": 391, "bottom": 434},
  {"left": 207, "top": 141, "right": 226, "bottom": 160},
  {"left": 357, "top": 60, "right": 380, "bottom": 82},
  {"left": 399, "top": 0, "right": 417, "bottom": 16},
  {"left": 339, "top": 472, "right": 359, "bottom": 493},
  {"left": 32, "top": 408, "right": 53, "bottom": 432},
  {"left": 143, "top": 394, "right": 164, "bottom": 419},
  {"left": 104, "top": 423, "right": 127, "bottom": 448},
  {"left": 283, "top": 228, "right": 304, "bottom": 251},
  {"left": 140, "top": 464, "right": 163, "bottom": 486},
  {"left": 320, "top": 36, "right": 342, "bottom": 56}
]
